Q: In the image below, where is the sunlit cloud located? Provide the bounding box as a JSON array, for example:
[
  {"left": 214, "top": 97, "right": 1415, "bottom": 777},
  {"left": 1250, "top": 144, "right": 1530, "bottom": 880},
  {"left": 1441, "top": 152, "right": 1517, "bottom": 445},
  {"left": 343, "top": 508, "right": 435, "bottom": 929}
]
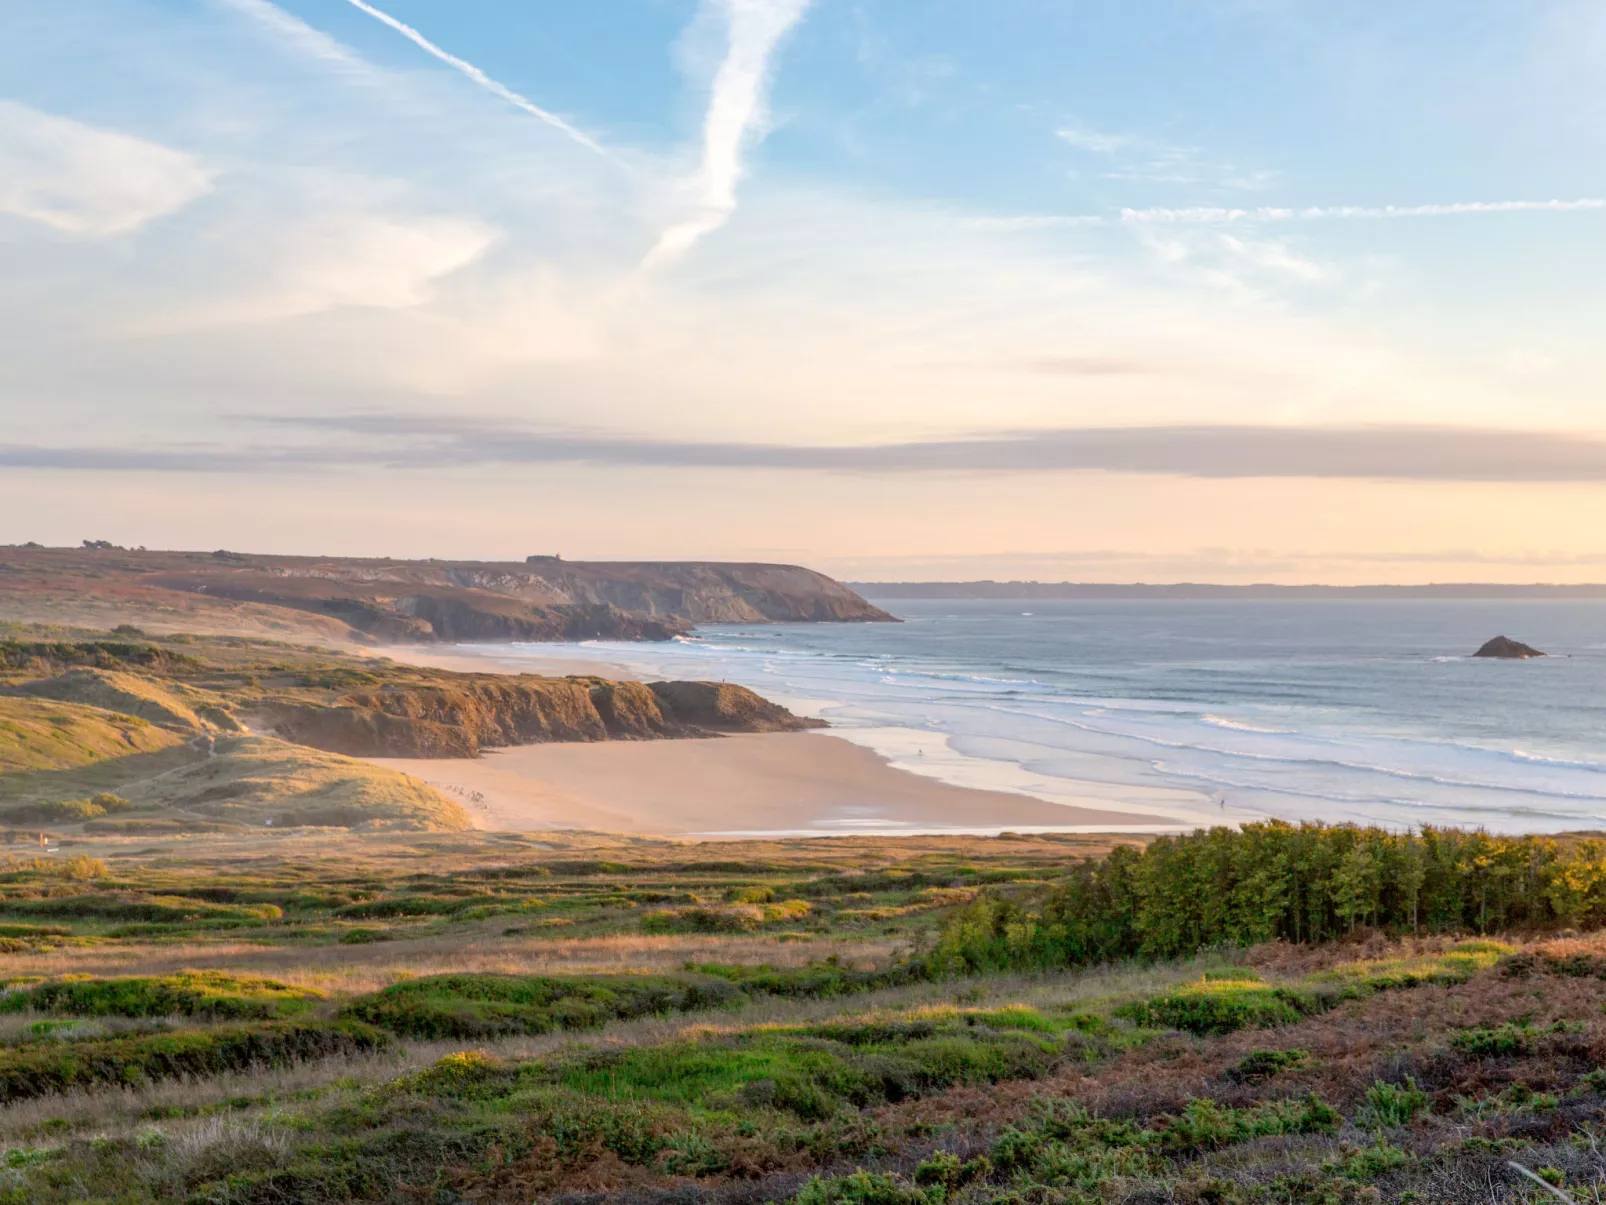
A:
[{"left": 0, "top": 101, "right": 213, "bottom": 237}]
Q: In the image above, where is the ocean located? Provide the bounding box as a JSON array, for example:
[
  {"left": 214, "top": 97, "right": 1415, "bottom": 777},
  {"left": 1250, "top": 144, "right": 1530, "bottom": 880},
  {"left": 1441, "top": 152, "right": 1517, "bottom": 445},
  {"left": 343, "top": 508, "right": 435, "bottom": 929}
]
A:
[{"left": 452, "top": 599, "right": 1606, "bottom": 835}]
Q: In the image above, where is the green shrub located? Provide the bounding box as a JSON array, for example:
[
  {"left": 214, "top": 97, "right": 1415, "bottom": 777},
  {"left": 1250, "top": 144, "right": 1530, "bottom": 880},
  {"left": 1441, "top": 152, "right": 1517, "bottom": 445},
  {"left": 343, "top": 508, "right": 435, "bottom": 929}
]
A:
[
  {"left": 2, "top": 894, "right": 280, "bottom": 923},
  {"left": 1145, "top": 1094, "right": 1340, "bottom": 1153},
  {"left": 339, "top": 927, "right": 391, "bottom": 945},
  {"left": 1449, "top": 1020, "right": 1579, "bottom": 1058},
  {"left": 912, "top": 1151, "right": 991, "bottom": 1191},
  {"left": 794, "top": 1171, "right": 939, "bottom": 1205},
  {"left": 692, "top": 959, "right": 931, "bottom": 1000},
  {"left": 1225, "top": 1048, "right": 1309, "bottom": 1083},
  {"left": 0, "top": 924, "right": 69, "bottom": 938},
  {"left": 1325, "top": 1139, "right": 1412, "bottom": 1180},
  {"left": 1117, "top": 979, "right": 1307, "bottom": 1036},
  {"left": 1, "top": 971, "right": 322, "bottom": 1021},
  {"left": 550, "top": 1023, "right": 1059, "bottom": 1118},
  {"left": 332, "top": 896, "right": 475, "bottom": 920},
  {"left": 340, "top": 972, "right": 742, "bottom": 1039},
  {"left": 0, "top": 1021, "right": 387, "bottom": 1103},
  {"left": 1359, "top": 1078, "right": 1428, "bottom": 1128}
]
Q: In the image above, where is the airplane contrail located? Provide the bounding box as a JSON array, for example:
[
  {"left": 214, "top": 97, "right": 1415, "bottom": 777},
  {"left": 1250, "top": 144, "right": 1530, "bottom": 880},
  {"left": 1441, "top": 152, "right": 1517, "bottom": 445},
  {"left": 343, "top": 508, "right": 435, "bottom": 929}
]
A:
[
  {"left": 643, "top": 0, "right": 811, "bottom": 269},
  {"left": 340, "top": 0, "right": 611, "bottom": 159}
]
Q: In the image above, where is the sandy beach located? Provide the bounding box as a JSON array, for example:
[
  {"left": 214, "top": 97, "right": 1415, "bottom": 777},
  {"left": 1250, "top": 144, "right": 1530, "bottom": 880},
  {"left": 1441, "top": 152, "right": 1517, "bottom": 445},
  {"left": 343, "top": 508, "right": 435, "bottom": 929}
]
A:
[
  {"left": 370, "top": 641, "right": 1176, "bottom": 836},
  {"left": 366, "top": 731, "right": 1158, "bottom": 836}
]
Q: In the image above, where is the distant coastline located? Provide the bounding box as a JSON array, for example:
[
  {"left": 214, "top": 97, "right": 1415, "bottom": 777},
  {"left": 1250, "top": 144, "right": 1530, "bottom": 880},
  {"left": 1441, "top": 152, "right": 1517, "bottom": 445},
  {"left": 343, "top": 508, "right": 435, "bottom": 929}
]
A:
[{"left": 851, "top": 581, "right": 1606, "bottom": 600}]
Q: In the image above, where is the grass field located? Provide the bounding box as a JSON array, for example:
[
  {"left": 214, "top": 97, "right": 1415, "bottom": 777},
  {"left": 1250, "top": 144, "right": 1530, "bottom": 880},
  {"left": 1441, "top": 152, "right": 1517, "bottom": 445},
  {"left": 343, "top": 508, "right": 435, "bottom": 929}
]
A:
[{"left": 0, "top": 828, "right": 1598, "bottom": 1203}]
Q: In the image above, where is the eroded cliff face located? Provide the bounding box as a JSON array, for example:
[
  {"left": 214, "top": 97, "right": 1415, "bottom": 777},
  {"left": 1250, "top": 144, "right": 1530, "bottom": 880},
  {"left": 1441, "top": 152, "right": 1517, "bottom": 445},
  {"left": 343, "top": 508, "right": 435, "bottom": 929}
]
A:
[
  {"left": 258, "top": 677, "right": 823, "bottom": 758},
  {"left": 0, "top": 547, "right": 893, "bottom": 644}
]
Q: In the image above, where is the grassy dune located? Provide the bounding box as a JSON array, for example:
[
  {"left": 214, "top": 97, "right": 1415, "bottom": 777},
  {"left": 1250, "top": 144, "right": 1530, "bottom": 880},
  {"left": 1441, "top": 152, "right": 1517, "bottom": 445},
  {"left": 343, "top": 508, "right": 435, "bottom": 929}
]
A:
[
  {"left": 113, "top": 734, "right": 474, "bottom": 832},
  {"left": 10, "top": 669, "right": 224, "bottom": 732},
  {"left": 0, "top": 698, "right": 182, "bottom": 774}
]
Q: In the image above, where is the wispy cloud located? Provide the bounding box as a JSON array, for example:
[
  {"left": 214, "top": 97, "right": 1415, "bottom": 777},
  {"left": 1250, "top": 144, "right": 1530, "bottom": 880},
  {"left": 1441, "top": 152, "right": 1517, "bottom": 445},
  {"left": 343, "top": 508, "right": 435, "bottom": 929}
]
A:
[
  {"left": 14, "top": 419, "right": 1606, "bottom": 483},
  {"left": 338, "top": 0, "right": 612, "bottom": 158},
  {"left": 1121, "top": 198, "right": 1606, "bottom": 223},
  {"left": 0, "top": 101, "right": 213, "bottom": 237},
  {"left": 1056, "top": 121, "right": 1272, "bottom": 190},
  {"left": 150, "top": 210, "right": 500, "bottom": 327},
  {"left": 214, "top": 0, "right": 372, "bottom": 76},
  {"left": 643, "top": 0, "right": 812, "bottom": 269},
  {"left": 976, "top": 197, "right": 1606, "bottom": 230}
]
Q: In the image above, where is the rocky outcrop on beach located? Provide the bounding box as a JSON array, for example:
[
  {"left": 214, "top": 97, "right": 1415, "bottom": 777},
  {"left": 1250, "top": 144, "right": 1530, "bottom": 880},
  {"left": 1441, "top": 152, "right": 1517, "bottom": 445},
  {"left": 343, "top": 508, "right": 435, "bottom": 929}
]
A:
[
  {"left": 1472, "top": 636, "right": 1546, "bottom": 659},
  {"left": 0, "top": 546, "right": 894, "bottom": 644},
  {"left": 258, "top": 676, "right": 824, "bottom": 758}
]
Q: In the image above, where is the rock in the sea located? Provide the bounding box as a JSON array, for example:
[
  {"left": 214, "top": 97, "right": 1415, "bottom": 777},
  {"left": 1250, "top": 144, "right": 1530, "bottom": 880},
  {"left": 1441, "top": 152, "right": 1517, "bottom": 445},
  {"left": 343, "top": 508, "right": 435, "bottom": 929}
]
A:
[{"left": 1472, "top": 636, "right": 1545, "bottom": 659}]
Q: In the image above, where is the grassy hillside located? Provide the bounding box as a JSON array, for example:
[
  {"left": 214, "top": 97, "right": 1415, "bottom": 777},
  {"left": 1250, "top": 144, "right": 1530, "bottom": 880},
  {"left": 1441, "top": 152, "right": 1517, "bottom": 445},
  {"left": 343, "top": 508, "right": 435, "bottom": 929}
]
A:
[
  {"left": 0, "top": 697, "right": 182, "bottom": 773},
  {"left": 11, "top": 667, "right": 232, "bottom": 731},
  {"left": 115, "top": 733, "right": 473, "bottom": 831},
  {"left": 0, "top": 831, "right": 1598, "bottom": 1202}
]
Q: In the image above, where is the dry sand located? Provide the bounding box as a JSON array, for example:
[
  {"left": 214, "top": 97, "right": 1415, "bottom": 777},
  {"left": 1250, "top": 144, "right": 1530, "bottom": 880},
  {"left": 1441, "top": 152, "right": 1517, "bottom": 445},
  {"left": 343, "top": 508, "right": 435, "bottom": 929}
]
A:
[{"left": 366, "top": 731, "right": 1158, "bottom": 837}]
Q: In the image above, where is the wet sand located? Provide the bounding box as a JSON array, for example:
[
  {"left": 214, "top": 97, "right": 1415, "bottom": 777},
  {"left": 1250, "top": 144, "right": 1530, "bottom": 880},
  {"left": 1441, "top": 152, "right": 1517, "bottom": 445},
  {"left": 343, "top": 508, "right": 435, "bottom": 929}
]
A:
[{"left": 366, "top": 731, "right": 1159, "bottom": 837}]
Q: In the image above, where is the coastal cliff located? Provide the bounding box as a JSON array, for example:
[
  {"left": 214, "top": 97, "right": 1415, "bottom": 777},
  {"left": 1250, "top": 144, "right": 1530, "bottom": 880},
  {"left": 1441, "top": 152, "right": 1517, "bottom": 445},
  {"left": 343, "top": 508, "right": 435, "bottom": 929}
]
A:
[
  {"left": 260, "top": 676, "right": 821, "bottom": 758},
  {"left": 0, "top": 546, "right": 895, "bottom": 644}
]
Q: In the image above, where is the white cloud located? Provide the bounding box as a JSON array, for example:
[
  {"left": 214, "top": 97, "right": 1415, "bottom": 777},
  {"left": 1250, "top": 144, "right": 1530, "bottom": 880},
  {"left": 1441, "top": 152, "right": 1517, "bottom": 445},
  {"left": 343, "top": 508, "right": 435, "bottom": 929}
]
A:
[
  {"left": 972, "top": 197, "right": 1606, "bottom": 232},
  {"left": 1120, "top": 198, "right": 1606, "bottom": 223},
  {"left": 1056, "top": 124, "right": 1156, "bottom": 158},
  {"left": 0, "top": 100, "right": 213, "bottom": 237},
  {"left": 1056, "top": 121, "right": 1270, "bottom": 190},
  {"left": 214, "top": 0, "right": 372, "bottom": 77},
  {"left": 644, "top": 0, "right": 811, "bottom": 269},
  {"left": 158, "top": 208, "right": 499, "bottom": 327},
  {"left": 1218, "top": 234, "right": 1327, "bottom": 282}
]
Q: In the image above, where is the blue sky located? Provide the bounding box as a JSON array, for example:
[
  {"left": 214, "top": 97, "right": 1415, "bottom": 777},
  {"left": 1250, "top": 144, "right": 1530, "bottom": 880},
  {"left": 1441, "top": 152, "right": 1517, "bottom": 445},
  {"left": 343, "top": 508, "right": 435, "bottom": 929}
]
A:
[{"left": 2, "top": 0, "right": 1605, "bottom": 580}]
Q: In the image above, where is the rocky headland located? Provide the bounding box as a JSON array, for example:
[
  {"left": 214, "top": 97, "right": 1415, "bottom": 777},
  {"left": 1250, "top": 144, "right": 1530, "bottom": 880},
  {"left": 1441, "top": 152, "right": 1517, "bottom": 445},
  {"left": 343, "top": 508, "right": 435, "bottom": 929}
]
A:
[{"left": 0, "top": 545, "right": 895, "bottom": 644}]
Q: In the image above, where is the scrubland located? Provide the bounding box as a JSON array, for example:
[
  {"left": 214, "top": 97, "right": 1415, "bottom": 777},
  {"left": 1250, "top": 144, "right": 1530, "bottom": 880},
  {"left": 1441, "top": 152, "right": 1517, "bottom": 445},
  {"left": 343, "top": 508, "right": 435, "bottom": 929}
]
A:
[{"left": 0, "top": 825, "right": 1600, "bottom": 1203}]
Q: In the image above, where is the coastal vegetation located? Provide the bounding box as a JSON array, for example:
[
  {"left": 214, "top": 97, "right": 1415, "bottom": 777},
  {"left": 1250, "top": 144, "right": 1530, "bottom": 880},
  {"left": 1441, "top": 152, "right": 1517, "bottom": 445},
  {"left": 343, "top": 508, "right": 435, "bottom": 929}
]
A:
[
  {"left": 0, "top": 825, "right": 1596, "bottom": 1201},
  {"left": 930, "top": 821, "right": 1606, "bottom": 973}
]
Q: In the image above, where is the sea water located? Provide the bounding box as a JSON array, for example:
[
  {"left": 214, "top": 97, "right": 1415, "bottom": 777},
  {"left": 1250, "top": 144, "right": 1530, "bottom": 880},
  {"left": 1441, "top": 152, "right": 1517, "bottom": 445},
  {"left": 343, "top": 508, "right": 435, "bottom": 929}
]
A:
[{"left": 455, "top": 599, "right": 1606, "bottom": 835}]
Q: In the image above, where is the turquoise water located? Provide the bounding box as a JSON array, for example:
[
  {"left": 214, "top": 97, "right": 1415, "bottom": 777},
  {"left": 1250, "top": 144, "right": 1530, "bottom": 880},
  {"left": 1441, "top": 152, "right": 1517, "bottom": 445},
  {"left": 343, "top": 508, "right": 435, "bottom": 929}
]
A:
[{"left": 458, "top": 599, "right": 1606, "bottom": 834}]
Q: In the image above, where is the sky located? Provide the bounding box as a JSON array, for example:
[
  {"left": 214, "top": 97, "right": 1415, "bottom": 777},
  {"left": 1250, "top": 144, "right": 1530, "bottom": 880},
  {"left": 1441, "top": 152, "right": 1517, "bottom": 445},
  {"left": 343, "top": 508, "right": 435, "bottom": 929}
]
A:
[{"left": 3, "top": 0, "right": 1606, "bottom": 583}]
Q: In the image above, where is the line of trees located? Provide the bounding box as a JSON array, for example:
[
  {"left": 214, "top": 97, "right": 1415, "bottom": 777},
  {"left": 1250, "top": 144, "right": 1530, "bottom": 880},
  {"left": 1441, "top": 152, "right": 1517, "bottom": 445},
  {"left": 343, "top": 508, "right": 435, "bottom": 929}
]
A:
[{"left": 932, "top": 821, "right": 1606, "bottom": 973}]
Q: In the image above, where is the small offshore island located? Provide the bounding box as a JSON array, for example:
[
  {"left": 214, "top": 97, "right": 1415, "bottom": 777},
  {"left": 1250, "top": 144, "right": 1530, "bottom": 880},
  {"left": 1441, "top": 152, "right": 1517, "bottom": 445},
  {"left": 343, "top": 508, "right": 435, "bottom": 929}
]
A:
[{"left": 1473, "top": 635, "right": 1547, "bottom": 659}]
